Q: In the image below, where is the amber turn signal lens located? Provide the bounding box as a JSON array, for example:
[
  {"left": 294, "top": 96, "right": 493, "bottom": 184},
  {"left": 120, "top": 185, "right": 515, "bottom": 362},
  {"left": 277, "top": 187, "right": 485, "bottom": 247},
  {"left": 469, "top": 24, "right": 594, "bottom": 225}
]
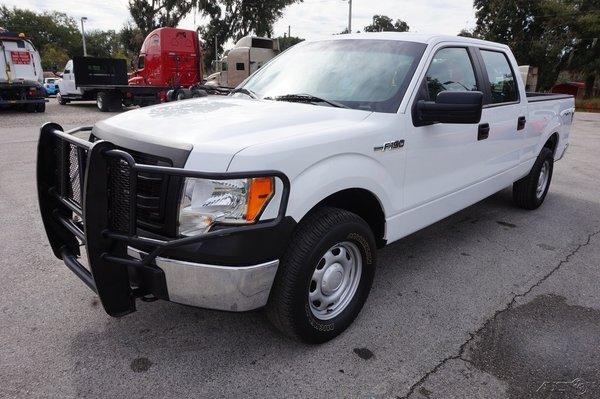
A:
[{"left": 246, "top": 177, "right": 274, "bottom": 221}]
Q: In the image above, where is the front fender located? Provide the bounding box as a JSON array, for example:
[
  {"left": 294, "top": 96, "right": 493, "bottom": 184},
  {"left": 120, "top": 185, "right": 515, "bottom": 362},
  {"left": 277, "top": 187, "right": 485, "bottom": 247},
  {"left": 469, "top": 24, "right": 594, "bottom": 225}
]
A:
[{"left": 286, "top": 153, "right": 395, "bottom": 222}]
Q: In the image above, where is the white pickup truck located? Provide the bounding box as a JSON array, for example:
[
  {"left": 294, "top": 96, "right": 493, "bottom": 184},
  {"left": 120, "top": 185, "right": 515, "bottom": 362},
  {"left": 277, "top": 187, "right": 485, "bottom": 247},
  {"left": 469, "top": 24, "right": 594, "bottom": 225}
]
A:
[{"left": 37, "top": 33, "right": 574, "bottom": 343}]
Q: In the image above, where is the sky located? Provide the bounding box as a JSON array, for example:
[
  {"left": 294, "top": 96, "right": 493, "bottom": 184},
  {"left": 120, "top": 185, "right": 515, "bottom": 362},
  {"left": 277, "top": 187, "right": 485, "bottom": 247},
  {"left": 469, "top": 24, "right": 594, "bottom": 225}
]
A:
[{"left": 3, "top": 0, "right": 477, "bottom": 45}]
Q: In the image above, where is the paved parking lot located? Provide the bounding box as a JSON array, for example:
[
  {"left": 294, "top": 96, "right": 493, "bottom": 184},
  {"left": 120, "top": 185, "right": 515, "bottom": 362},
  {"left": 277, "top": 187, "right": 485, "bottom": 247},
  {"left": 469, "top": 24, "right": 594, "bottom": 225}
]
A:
[{"left": 1, "top": 100, "right": 599, "bottom": 398}]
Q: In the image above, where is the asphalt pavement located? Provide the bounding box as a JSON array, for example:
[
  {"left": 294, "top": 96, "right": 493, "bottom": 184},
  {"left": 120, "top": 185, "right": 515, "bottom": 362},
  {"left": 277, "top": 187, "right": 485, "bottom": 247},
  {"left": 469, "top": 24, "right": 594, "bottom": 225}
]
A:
[{"left": 1, "top": 99, "right": 599, "bottom": 398}]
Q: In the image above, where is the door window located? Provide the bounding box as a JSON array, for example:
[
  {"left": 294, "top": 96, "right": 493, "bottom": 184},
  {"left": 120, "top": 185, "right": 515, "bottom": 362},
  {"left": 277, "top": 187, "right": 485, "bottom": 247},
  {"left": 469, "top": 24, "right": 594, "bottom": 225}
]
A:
[
  {"left": 424, "top": 47, "right": 478, "bottom": 101},
  {"left": 236, "top": 62, "right": 245, "bottom": 71},
  {"left": 480, "top": 50, "right": 518, "bottom": 104}
]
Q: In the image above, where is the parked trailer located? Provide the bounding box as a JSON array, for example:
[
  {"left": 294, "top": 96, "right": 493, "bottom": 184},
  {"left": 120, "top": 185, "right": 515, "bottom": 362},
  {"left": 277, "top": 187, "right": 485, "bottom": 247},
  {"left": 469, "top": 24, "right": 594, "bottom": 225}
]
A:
[{"left": 0, "top": 30, "right": 47, "bottom": 112}]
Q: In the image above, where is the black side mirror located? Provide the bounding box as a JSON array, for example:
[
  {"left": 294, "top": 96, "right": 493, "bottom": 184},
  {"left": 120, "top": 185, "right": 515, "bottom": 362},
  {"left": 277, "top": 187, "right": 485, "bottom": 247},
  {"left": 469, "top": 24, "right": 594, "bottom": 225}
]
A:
[{"left": 416, "top": 91, "right": 483, "bottom": 124}]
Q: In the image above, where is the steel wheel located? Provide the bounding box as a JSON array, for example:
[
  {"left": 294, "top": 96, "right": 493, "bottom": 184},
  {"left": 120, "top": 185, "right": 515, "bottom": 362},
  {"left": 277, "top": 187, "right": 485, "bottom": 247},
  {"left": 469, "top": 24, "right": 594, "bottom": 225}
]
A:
[
  {"left": 536, "top": 160, "right": 550, "bottom": 199},
  {"left": 308, "top": 241, "right": 363, "bottom": 320}
]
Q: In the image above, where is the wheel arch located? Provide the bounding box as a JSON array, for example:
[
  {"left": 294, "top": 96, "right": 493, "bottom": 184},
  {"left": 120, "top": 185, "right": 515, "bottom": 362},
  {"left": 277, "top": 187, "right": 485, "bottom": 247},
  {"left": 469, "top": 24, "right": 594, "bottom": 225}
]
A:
[
  {"left": 301, "top": 188, "right": 387, "bottom": 248},
  {"left": 543, "top": 132, "right": 560, "bottom": 157}
]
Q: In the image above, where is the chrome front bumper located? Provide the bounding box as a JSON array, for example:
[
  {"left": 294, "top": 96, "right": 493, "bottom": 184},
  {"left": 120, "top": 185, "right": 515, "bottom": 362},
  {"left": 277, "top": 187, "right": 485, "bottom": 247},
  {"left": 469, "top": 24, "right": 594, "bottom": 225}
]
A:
[{"left": 128, "top": 247, "right": 279, "bottom": 312}]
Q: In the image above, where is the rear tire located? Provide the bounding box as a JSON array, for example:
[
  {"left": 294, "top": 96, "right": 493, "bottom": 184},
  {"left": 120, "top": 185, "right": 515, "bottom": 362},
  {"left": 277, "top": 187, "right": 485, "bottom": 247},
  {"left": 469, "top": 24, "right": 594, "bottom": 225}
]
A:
[
  {"left": 266, "top": 207, "right": 377, "bottom": 343},
  {"left": 57, "top": 92, "right": 69, "bottom": 105},
  {"left": 97, "top": 92, "right": 110, "bottom": 112},
  {"left": 513, "top": 147, "right": 554, "bottom": 210}
]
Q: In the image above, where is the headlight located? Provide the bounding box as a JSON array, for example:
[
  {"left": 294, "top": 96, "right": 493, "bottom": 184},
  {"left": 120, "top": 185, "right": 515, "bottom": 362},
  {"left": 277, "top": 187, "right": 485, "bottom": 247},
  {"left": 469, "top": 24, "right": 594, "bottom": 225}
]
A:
[{"left": 178, "top": 177, "right": 274, "bottom": 236}]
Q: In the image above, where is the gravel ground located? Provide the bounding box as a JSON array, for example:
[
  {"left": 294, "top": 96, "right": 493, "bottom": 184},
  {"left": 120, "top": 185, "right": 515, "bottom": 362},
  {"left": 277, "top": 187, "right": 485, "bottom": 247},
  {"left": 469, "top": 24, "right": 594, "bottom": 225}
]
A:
[{"left": 1, "top": 102, "right": 599, "bottom": 398}]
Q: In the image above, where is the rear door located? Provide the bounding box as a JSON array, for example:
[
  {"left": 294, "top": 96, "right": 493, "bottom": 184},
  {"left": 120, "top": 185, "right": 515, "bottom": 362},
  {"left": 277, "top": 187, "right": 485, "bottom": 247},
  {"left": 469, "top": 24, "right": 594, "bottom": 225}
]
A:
[
  {"left": 475, "top": 48, "right": 526, "bottom": 176},
  {"left": 2, "top": 39, "right": 37, "bottom": 82}
]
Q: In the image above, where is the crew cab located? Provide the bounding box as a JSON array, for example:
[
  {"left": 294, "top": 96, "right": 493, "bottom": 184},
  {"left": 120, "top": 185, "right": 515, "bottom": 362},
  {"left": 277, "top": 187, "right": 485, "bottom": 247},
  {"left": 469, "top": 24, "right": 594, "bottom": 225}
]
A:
[{"left": 37, "top": 33, "right": 574, "bottom": 343}]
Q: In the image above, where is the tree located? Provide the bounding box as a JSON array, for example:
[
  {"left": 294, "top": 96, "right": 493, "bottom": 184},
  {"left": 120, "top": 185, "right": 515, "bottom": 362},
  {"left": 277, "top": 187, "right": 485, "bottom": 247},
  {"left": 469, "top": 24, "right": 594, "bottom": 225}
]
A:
[
  {"left": 278, "top": 35, "right": 303, "bottom": 51},
  {"left": 83, "top": 30, "right": 125, "bottom": 58},
  {"left": 198, "top": 0, "right": 302, "bottom": 69},
  {"left": 364, "top": 15, "right": 409, "bottom": 32},
  {"left": 558, "top": 1, "right": 600, "bottom": 96},
  {"left": 40, "top": 44, "right": 70, "bottom": 71},
  {"left": 0, "top": 6, "right": 81, "bottom": 55},
  {"left": 128, "top": 0, "right": 208, "bottom": 35},
  {"left": 457, "top": 28, "right": 476, "bottom": 38},
  {"left": 474, "top": 0, "right": 584, "bottom": 90}
]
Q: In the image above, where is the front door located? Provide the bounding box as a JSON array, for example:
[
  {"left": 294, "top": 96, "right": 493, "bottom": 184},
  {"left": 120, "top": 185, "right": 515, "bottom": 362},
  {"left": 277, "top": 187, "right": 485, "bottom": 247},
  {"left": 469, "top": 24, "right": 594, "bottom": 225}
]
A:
[
  {"left": 59, "top": 60, "right": 78, "bottom": 95},
  {"left": 403, "top": 46, "right": 483, "bottom": 212}
]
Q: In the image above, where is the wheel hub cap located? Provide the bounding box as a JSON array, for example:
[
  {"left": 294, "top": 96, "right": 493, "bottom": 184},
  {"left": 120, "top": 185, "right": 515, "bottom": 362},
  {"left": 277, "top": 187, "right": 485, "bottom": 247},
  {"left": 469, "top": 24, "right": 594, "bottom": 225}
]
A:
[
  {"left": 321, "top": 263, "right": 344, "bottom": 295},
  {"left": 536, "top": 161, "right": 550, "bottom": 199},
  {"left": 308, "top": 241, "right": 363, "bottom": 320}
]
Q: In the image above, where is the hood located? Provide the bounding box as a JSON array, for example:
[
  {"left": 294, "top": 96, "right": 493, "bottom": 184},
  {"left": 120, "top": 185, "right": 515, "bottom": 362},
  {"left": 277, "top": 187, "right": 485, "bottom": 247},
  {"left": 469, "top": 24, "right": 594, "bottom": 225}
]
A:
[{"left": 93, "top": 97, "right": 371, "bottom": 170}]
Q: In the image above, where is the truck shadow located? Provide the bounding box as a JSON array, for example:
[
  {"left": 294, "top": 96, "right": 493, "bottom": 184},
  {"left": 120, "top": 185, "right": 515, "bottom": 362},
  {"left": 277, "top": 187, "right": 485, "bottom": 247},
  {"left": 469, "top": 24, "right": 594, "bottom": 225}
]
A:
[{"left": 66, "top": 188, "right": 600, "bottom": 397}]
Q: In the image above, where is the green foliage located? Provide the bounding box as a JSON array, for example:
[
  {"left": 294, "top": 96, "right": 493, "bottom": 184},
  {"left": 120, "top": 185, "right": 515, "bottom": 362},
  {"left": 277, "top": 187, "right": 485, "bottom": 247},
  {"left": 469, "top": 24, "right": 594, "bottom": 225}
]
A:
[
  {"left": 198, "top": 0, "right": 302, "bottom": 69},
  {"left": 0, "top": 6, "right": 81, "bottom": 59},
  {"left": 128, "top": 0, "right": 207, "bottom": 36},
  {"left": 1, "top": 6, "right": 136, "bottom": 70},
  {"left": 84, "top": 30, "right": 125, "bottom": 59},
  {"left": 278, "top": 35, "right": 304, "bottom": 51},
  {"left": 473, "top": 0, "right": 600, "bottom": 92},
  {"left": 458, "top": 29, "right": 476, "bottom": 38},
  {"left": 364, "top": 15, "right": 409, "bottom": 33}
]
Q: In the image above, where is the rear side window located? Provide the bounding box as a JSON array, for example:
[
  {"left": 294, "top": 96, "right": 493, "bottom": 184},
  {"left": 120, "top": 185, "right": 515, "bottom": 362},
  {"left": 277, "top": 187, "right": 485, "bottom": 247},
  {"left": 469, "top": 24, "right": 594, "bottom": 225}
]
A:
[
  {"left": 138, "top": 55, "right": 145, "bottom": 69},
  {"left": 480, "top": 50, "right": 518, "bottom": 104},
  {"left": 424, "top": 47, "right": 478, "bottom": 101}
]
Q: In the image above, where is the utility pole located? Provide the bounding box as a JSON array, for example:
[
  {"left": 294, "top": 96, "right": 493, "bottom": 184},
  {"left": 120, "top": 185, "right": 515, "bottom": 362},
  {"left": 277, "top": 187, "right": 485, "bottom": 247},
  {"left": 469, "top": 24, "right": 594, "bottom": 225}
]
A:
[
  {"left": 80, "top": 17, "right": 88, "bottom": 56},
  {"left": 347, "top": 0, "right": 352, "bottom": 33},
  {"left": 288, "top": 25, "right": 291, "bottom": 38}
]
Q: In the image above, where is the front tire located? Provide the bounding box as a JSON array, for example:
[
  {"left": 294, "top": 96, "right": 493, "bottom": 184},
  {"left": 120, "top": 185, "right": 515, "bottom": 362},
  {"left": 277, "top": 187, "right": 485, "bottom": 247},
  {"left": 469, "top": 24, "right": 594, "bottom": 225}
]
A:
[
  {"left": 57, "top": 92, "right": 69, "bottom": 105},
  {"left": 513, "top": 147, "right": 554, "bottom": 209},
  {"left": 266, "top": 207, "right": 377, "bottom": 343}
]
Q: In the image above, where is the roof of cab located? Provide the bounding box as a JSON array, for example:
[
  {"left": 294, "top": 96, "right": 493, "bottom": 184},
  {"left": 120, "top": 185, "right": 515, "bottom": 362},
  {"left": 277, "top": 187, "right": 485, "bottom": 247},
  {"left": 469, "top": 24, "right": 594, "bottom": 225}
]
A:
[{"left": 310, "top": 32, "right": 509, "bottom": 50}]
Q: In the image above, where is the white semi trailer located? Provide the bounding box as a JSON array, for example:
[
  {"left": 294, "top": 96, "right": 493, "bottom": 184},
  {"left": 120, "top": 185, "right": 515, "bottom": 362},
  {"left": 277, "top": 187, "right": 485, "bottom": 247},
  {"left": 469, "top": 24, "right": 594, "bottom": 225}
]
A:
[{"left": 205, "top": 36, "right": 280, "bottom": 88}]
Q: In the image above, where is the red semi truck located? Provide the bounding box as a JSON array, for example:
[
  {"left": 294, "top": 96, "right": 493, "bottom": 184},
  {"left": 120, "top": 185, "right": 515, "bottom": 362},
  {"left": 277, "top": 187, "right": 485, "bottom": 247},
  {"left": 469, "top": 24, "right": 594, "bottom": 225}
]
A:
[{"left": 57, "top": 27, "right": 205, "bottom": 111}]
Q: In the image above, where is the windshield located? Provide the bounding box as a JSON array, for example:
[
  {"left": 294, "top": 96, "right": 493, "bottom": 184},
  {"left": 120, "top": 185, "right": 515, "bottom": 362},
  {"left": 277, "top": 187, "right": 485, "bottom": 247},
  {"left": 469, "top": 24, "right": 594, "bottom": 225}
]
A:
[{"left": 242, "top": 39, "right": 426, "bottom": 113}]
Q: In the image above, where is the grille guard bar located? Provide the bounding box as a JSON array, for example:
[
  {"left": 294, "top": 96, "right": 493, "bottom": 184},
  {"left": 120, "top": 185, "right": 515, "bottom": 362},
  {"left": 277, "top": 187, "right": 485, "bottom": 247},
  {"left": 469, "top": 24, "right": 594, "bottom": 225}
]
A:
[{"left": 37, "top": 123, "right": 290, "bottom": 317}]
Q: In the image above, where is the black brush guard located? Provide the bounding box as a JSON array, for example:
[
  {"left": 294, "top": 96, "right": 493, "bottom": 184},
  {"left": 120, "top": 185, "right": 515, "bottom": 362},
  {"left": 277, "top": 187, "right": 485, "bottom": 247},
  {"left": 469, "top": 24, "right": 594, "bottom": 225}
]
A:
[{"left": 37, "top": 123, "right": 290, "bottom": 317}]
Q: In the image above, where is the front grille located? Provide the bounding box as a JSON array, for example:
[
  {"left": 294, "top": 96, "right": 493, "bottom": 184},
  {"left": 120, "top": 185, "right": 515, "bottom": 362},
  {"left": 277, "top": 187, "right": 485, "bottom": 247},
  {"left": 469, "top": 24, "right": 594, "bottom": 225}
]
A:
[
  {"left": 107, "top": 148, "right": 174, "bottom": 235},
  {"left": 57, "top": 142, "right": 87, "bottom": 206},
  {"left": 56, "top": 137, "right": 176, "bottom": 236}
]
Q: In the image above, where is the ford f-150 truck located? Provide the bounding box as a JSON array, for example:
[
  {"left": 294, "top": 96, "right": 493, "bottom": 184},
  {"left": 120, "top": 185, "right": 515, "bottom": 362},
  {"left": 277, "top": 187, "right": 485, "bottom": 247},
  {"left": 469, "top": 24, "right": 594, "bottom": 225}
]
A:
[{"left": 37, "top": 33, "right": 574, "bottom": 343}]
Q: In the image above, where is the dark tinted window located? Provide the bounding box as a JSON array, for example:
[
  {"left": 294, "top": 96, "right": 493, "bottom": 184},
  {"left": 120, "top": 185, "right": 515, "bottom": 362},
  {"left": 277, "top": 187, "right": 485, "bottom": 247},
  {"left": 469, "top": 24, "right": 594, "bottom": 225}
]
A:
[
  {"left": 425, "top": 47, "right": 478, "bottom": 101},
  {"left": 236, "top": 62, "right": 245, "bottom": 71},
  {"left": 138, "top": 56, "right": 145, "bottom": 69},
  {"left": 252, "top": 38, "right": 273, "bottom": 49},
  {"left": 480, "top": 50, "right": 518, "bottom": 104}
]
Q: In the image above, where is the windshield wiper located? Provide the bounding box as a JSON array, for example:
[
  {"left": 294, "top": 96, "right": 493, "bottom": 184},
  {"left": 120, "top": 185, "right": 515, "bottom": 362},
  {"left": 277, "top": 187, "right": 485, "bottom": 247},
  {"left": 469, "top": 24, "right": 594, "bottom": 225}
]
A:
[
  {"left": 230, "top": 87, "right": 258, "bottom": 99},
  {"left": 264, "top": 93, "right": 349, "bottom": 109}
]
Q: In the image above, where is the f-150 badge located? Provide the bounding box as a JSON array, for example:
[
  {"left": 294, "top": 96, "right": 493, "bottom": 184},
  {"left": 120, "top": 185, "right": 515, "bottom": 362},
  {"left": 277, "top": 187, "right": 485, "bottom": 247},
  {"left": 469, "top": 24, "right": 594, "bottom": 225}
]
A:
[{"left": 374, "top": 140, "right": 405, "bottom": 152}]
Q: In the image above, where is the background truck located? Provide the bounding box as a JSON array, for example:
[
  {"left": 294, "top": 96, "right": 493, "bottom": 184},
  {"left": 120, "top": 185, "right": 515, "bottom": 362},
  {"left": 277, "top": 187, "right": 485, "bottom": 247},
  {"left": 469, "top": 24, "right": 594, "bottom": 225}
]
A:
[
  {"left": 0, "top": 29, "right": 47, "bottom": 112},
  {"left": 57, "top": 27, "right": 203, "bottom": 111},
  {"left": 205, "top": 36, "right": 280, "bottom": 88},
  {"left": 37, "top": 33, "right": 574, "bottom": 344}
]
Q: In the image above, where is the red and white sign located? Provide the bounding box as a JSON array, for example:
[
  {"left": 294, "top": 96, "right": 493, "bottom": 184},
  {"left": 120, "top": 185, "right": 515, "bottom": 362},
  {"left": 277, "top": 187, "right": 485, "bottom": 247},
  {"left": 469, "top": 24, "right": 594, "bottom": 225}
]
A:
[{"left": 10, "top": 51, "right": 31, "bottom": 65}]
